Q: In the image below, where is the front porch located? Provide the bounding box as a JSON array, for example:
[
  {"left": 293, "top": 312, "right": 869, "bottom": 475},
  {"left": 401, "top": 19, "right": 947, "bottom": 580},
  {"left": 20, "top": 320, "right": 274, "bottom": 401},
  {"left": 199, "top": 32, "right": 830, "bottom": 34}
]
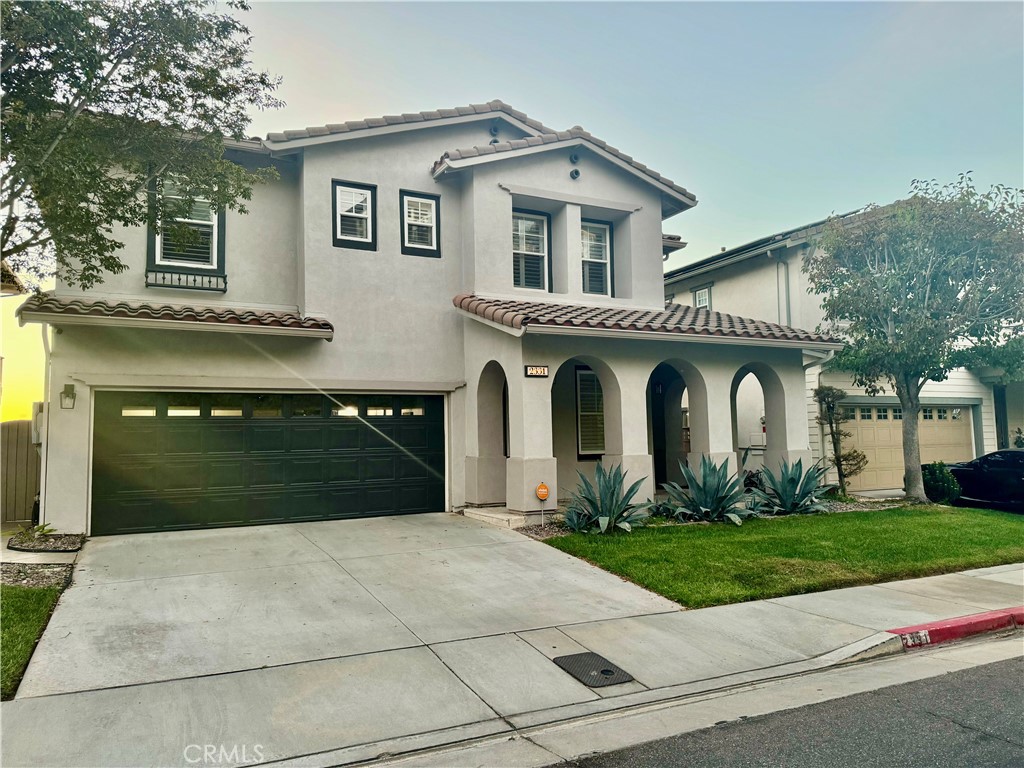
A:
[{"left": 457, "top": 295, "right": 842, "bottom": 514}]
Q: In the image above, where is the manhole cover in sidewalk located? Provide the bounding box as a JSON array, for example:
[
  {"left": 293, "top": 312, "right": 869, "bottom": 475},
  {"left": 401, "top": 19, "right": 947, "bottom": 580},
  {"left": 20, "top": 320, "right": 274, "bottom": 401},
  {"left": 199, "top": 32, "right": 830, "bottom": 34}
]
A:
[{"left": 552, "top": 652, "right": 633, "bottom": 687}]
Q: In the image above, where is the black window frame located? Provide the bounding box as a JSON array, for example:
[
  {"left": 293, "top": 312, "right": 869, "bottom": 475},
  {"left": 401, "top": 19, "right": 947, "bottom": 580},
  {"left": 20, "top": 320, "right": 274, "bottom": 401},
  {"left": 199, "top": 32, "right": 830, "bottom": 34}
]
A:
[
  {"left": 581, "top": 217, "right": 615, "bottom": 297},
  {"left": 332, "top": 179, "right": 378, "bottom": 251},
  {"left": 512, "top": 208, "right": 553, "bottom": 292},
  {"left": 399, "top": 189, "right": 441, "bottom": 258},
  {"left": 575, "top": 365, "right": 606, "bottom": 460},
  {"left": 147, "top": 183, "right": 227, "bottom": 278}
]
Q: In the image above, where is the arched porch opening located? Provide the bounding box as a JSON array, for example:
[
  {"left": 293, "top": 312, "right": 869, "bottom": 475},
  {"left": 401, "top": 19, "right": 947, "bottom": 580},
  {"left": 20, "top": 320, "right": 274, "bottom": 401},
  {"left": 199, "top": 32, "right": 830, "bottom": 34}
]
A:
[
  {"left": 466, "top": 360, "right": 509, "bottom": 505},
  {"left": 550, "top": 355, "right": 621, "bottom": 500},
  {"left": 730, "top": 362, "right": 788, "bottom": 473},
  {"left": 646, "top": 362, "right": 687, "bottom": 488}
]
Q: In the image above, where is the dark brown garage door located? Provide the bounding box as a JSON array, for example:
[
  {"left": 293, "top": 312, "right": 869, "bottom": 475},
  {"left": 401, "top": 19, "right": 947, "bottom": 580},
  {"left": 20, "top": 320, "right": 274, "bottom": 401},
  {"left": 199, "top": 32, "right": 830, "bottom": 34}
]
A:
[{"left": 92, "top": 392, "right": 446, "bottom": 535}]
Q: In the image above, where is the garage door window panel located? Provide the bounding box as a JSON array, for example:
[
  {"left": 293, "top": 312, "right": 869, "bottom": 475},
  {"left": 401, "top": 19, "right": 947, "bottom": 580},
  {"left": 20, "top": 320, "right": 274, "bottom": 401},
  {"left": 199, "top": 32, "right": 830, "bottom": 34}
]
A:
[
  {"left": 251, "top": 395, "right": 283, "bottom": 419},
  {"left": 210, "top": 394, "right": 244, "bottom": 418}
]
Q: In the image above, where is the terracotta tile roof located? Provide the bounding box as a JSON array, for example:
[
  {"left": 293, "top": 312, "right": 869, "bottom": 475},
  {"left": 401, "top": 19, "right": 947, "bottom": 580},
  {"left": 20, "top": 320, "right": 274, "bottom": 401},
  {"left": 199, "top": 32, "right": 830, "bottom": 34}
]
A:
[
  {"left": 265, "top": 100, "right": 555, "bottom": 143},
  {"left": 453, "top": 294, "right": 840, "bottom": 347},
  {"left": 17, "top": 293, "right": 334, "bottom": 340},
  {"left": 432, "top": 126, "right": 696, "bottom": 206}
]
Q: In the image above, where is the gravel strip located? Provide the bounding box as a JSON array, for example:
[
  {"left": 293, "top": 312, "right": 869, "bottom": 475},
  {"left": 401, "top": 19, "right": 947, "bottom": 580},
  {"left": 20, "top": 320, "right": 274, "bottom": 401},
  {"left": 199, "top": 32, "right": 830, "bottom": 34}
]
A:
[
  {"left": 1, "top": 563, "right": 73, "bottom": 589},
  {"left": 6, "top": 533, "right": 85, "bottom": 552}
]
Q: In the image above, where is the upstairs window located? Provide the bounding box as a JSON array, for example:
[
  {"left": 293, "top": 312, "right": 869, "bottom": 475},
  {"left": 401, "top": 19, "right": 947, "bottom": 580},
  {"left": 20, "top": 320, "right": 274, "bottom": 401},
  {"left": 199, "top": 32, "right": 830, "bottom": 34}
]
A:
[
  {"left": 512, "top": 211, "right": 548, "bottom": 290},
  {"left": 156, "top": 183, "right": 218, "bottom": 269},
  {"left": 400, "top": 190, "right": 440, "bottom": 258},
  {"left": 581, "top": 221, "right": 612, "bottom": 296},
  {"left": 693, "top": 285, "right": 712, "bottom": 309},
  {"left": 332, "top": 180, "right": 377, "bottom": 251},
  {"left": 576, "top": 367, "right": 605, "bottom": 456}
]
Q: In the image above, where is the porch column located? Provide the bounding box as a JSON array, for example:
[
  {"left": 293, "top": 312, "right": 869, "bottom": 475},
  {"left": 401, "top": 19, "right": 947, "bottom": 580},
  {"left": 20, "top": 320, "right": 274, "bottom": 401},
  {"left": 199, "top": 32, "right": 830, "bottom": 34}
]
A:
[
  {"left": 603, "top": 367, "right": 655, "bottom": 501},
  {"left": 688, "top": 367, "right": 739, "bottom": 475},
  {"left": 505, "top": 374, "right": 557, "bottom": 513}
]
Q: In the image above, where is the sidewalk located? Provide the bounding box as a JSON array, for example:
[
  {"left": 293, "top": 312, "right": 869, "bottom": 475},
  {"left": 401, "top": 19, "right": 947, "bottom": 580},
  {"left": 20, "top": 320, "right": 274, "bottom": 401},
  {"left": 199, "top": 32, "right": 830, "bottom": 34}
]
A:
[{"left": 2, "top": 562, "right": 1021, "bottom": 768}]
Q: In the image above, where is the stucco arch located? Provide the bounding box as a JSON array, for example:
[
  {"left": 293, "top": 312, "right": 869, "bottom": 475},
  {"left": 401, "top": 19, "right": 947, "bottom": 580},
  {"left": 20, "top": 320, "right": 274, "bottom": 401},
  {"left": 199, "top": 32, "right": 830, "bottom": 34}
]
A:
[
  {"left": 466, "top": 359, "right": 509, "bottom": 505},
  {"left": 549, "top": 354, "right": 623, "bottom": 497},
  {"left": 730, "top": 362, "right": 789, "bottom": 473},
  {"left": 650, "top": 358, "right": 710, "bottom": 461}
]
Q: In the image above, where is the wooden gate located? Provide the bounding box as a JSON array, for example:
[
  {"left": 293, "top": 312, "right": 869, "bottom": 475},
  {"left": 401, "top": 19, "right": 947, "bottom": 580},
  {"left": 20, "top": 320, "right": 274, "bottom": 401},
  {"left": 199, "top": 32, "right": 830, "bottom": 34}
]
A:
[{"left": 2, "top": 420, "right": 40, "bottom": 525}]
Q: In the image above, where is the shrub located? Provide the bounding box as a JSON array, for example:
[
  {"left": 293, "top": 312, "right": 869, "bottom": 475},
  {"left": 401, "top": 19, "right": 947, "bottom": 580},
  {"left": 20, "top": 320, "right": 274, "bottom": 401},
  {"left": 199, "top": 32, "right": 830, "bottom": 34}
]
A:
[
  {"left": 662, "top": 455, "right": 753, "bottom": 526},
  {"left": 751, "top": 458, "right": 835, "bottom": 516},
  {"left": 565, "top": 463, "right": 649, "bottom": 534},
  {"left": 922, "top": 462, "right": 961, "bottom": 504}
]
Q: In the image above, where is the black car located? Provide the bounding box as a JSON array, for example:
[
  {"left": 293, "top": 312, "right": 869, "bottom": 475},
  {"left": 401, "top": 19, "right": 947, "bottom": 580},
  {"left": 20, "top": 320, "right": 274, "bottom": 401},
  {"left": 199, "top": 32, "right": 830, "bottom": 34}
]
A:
[{"left": 939, "top": 450, "right": 1024, "bottom": 505}]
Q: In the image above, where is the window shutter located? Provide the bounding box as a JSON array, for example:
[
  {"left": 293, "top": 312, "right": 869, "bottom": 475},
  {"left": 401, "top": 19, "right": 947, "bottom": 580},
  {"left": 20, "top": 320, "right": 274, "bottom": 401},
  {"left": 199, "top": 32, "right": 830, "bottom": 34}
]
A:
[
  {"left": 515, "top": 253, "right": 545, "bottom": 289},
  {"left": 577, "top": 370, "right": 605, "bottom": 455},
  {"left": 161, "top": 223, "right": 215, "bottom": 264},
  {"left": 583, "top": 261, "right": 607, "bottom": 295}
]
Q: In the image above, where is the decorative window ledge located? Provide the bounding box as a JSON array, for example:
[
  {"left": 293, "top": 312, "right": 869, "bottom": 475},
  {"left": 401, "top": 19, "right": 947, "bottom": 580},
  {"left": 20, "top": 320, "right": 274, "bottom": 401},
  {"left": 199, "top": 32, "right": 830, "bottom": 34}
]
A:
[{"left": 146, "top": 269, "right": 227, "bottom": 292}]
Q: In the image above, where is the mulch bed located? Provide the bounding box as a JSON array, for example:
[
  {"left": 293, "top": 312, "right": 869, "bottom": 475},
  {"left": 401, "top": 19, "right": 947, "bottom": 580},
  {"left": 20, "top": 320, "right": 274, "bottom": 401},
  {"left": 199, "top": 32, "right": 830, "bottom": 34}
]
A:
[
  {"left": 6, "top": 533, "right": 85, "bottom": 552},
  {"left": 1, "top": 563, "right": 73, "bottom": 589}
]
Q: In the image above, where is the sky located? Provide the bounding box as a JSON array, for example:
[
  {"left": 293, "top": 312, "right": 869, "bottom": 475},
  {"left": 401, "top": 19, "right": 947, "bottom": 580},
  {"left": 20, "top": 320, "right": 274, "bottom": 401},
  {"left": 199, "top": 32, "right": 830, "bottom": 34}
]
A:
[{"left": 2, "top": 0, "right": 1022, "bottom": 421}]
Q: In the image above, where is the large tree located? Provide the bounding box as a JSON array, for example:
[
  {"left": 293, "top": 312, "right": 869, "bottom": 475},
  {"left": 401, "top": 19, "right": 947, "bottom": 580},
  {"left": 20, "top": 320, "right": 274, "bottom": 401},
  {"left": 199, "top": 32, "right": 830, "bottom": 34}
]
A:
[
  {"left": 1, "top": 0, "right": 281, "bottom": 288},
  {"left": 805, "top": 175, "right": 1024, "bottom": 501}
]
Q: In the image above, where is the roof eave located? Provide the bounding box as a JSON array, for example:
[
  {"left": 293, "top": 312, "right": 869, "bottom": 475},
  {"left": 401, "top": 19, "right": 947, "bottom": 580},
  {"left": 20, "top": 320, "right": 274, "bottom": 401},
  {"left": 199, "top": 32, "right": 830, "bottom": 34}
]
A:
[
  {"left": 264, "top": 112, "right": 547, "bottom": 153},
  {"left": 522, "top": 323, "right": 843, "bottom": 350},
  {"left": 18, "top": 311, "right": 334, "bottom": 341}
]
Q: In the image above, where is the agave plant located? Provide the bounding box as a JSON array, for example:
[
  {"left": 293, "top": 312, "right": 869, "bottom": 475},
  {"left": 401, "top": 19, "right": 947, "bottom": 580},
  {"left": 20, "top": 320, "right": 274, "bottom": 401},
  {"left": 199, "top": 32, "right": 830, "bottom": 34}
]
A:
[
  {"left": 662, "top": 455, "right": 753, "bottom": 526},
  {"left": 564, "top": 462, "right": 649, "bottom": 534},
  {"left": 751, "top": 458, "right": 835, "bottom": 516}
]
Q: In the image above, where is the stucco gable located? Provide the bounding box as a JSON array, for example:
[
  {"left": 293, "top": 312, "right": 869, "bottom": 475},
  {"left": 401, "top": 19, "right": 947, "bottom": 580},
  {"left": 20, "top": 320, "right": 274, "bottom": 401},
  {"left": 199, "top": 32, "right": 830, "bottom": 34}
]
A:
[{"left": 432, "top": 127, "right": 697, "bottom": 216}]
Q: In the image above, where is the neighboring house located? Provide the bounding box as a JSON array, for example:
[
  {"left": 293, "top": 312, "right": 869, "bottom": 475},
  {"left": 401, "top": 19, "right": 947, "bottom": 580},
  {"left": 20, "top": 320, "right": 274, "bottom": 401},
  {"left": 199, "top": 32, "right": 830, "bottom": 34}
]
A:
[
  {"left": 664, "top": 216, "right": 1024, "bottom": 492},
  {"left": 18, "top": 100, "right": 841, "bottom": 536}
]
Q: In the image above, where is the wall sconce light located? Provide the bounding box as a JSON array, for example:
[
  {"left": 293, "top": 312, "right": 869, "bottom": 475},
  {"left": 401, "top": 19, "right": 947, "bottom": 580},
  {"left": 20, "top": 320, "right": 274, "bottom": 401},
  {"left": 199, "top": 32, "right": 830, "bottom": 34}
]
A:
[{"left": 60, "top": 384, "right": 76, "bottom": 410}]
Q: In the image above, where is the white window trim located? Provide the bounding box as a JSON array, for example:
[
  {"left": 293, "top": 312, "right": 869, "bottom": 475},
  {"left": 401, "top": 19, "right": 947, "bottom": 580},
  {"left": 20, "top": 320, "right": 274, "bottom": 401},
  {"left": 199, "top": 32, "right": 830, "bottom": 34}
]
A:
[
  {"left": 155, "top": 192, "right": 218, "bottom": 270},
  {"left": 402, "top": 195, "right": 437, "bottom": 250},
  {"left": 581, "top": 222, "right": 611, "bottom": 297},
  {"left": 576, "top": 368, "right": 605, "bottom": 455},
  {"left": 512, "top": 211, "right": 548, "bottom": 292},
  {"left": 693, "top": 286, "right": 711, "bottom": 309},
  {"left": 335, "top": 184, "right": 374, "bottom": 244}
]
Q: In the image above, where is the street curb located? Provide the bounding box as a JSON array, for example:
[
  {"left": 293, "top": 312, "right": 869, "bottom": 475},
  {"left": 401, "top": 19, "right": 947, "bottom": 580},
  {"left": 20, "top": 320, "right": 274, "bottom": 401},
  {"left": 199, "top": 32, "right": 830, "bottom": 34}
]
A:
[{"left": 888, "top": 606, "right": 1024, "bottom": 649}]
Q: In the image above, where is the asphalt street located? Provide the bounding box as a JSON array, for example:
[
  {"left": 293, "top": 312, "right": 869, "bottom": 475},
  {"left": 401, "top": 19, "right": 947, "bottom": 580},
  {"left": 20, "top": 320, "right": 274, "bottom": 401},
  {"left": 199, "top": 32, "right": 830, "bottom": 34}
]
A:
[{"left": 572, "top": 655, "right": 1024, "bottom": 768}]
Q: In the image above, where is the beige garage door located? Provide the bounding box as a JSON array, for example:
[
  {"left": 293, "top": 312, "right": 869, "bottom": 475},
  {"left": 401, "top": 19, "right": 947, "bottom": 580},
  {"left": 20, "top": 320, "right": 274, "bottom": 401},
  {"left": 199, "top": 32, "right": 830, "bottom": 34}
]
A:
[{"left": 845, "top": 405, "right": 974, "bottom": 492}]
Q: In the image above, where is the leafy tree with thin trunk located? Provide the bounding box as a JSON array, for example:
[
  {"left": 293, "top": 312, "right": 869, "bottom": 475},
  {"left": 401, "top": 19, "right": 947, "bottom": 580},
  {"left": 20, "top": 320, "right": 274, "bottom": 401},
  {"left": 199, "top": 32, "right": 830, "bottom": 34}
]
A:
[
  {"left": 813, "top": 385, "right": 867, "bottom": 496},
  {"left": 805, "top": 175, "right": 1024, "bottom": 501},
  {"left": 1, "top": 0, "right": 282, "bottom": 288}
]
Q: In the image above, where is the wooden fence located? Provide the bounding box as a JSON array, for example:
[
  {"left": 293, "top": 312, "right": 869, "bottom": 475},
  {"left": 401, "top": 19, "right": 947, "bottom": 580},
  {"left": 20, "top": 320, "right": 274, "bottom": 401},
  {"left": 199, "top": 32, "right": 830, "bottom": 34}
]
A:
[{"left": 2, "top": 420, "right": 40, "bottom": 526}]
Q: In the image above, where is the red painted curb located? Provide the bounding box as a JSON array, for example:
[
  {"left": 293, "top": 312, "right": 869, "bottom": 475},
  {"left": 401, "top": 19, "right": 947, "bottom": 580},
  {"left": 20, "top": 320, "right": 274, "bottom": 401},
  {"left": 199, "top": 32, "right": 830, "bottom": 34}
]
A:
[{"left": 889, "top": 606, "right": 1024, "bottom": 649}]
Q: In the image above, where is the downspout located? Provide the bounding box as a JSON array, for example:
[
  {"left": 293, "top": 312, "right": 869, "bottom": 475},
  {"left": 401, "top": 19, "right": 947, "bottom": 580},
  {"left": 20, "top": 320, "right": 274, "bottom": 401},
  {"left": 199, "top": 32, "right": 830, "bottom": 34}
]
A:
[
  {"left": 772, "top": 251, "right": 791, "bottom": 326},
  {"left": 38, "top": 323, "right": 52, "bottom": 524}
]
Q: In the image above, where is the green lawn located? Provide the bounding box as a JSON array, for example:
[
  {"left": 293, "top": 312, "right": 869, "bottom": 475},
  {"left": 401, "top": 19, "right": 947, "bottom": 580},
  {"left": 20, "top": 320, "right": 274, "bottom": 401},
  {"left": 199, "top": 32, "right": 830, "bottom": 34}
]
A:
[
  {"left": 1, "top": 585, "right": 62, "bottom": 700},
  {"left": 546, "top": 506, "right": 1024, "bottom": 609}
]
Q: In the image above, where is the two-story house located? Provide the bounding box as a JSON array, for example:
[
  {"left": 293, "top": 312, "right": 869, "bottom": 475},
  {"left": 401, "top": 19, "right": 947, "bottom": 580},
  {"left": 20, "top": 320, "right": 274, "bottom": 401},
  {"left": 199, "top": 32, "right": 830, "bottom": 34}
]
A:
[
  {"left": 664, "top": 217, "right": 1024, "bottom": 492},
  {"left": 19, "top": 101, "right": 841, "bottom": 536}
]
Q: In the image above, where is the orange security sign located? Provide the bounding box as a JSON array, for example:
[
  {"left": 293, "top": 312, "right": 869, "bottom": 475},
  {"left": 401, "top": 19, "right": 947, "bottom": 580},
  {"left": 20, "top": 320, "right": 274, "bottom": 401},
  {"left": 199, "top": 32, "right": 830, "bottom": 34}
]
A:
[{"left": 536, "top": 483, "right": 549, "bottom": 501}]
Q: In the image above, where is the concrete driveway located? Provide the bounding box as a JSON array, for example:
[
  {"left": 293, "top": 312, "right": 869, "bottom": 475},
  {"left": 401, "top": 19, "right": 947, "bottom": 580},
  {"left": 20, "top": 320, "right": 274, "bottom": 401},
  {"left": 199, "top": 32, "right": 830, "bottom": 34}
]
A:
[{"left": 17, "top": 513, "right": 678, "bottom": 697}]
